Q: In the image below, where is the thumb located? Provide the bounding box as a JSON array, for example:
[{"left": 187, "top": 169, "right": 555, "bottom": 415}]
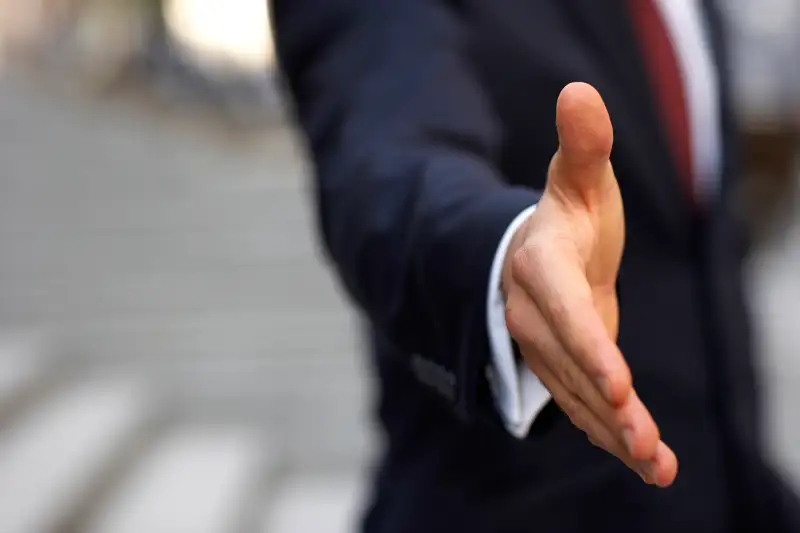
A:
[
  {"left": 549, "top": 82, "right": 615, "bottom": 201},
  {"left": 544, "top": 83, "right": 625, "bottom": 294}
]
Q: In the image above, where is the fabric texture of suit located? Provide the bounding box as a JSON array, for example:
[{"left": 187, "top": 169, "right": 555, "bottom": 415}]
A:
[{"left": 272, "top": 1, "right": 800, "bottom": 531}]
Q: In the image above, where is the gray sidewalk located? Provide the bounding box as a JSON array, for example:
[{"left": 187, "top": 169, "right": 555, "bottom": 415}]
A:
[{"left": 0, "top": 73, "right": 375, "bottom": 470}]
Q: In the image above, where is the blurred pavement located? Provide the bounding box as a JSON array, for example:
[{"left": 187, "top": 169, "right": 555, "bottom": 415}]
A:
[{"left": 0, "top": 73, "right": 372, "bottom": 532}]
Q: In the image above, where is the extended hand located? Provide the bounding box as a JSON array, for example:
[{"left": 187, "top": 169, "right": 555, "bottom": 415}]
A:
[{"left": 502, "top": 82, "right": 678, "bottom": 487}]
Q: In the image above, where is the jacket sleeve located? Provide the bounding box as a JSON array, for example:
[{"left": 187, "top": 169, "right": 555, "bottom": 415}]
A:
[{"left": 271, "top": 0, "right": 541, "bottom": 421}]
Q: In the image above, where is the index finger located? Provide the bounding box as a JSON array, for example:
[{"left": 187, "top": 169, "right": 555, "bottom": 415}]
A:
[{"left": 513, "top": 244, "right": 632, "bottom": 406}]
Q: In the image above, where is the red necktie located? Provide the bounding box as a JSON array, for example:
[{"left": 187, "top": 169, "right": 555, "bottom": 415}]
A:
[{"left": 627, "top": 0, "right": 695, "bottom": 199}]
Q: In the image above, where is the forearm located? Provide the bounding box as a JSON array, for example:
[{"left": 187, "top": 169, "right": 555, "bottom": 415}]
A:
[{"left": 273, "top": 0, "right": 540, "bottom": 419}]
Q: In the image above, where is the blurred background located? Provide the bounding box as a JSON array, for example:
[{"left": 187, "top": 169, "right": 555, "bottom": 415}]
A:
[{"left": 0, "top": 1, "right": 795, "bottom": 532}]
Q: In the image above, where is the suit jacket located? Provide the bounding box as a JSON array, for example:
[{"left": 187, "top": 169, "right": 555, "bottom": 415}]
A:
[{"left": 272, "top": 1, "right": 800, "bottom": 531}]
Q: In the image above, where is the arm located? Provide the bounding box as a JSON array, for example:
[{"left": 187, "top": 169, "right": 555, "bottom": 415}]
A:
[
  {"left": 272, "top": 0, "right": 539, "bottom": 421},
  {"left": 274, "top": 3, "right": 678, "bottom": 485}
]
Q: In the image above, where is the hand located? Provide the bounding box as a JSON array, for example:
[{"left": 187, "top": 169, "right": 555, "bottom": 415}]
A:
[{"left": 502, "top": 82, "right": 678, "bottom": 487}]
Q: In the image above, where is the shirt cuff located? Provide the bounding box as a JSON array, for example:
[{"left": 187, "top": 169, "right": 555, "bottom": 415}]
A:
[{"left": 485, "top": 204, "right": 553, "bottom": 438}]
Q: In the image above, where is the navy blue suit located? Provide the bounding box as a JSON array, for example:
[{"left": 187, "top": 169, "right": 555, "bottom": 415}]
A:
[{"left": 272, "top": 1, "right": 800, "bottom": 531}]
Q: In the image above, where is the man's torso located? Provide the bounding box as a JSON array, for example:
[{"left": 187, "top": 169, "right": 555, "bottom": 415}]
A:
[{"left": 365, "top": 2, "right": 763, "bottom": 532}]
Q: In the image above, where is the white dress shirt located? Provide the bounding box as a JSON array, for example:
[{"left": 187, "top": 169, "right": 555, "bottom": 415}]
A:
[{"left": 486, "top": 0, "right": 723, "bottom": 438}]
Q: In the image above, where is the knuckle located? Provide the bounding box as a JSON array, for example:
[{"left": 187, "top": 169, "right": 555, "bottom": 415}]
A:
[
  {"left": 587, "top": 432, "right": 616, "bottom": 455},
  {"left": 510, "top": 242, "right": 545, "bottom": 284},
  {"left": 558, "top": 361, "right": 582, "bottom": 392},
  {"left": 509, "top": 247, "right": 533, "bottom": 285},
  {"left": 504, "top": 300, "right": 527, "bottom": 341},
  {"left": 545, "top": 296, "right": 570, "bottom": 327},
  {"left": 555, "top": 391, "right": 581, "bottom": 422},
  {"left": 555, "top": 393, "right": 602, "bottom": 439},
  {"left": 525, "top": 354, "right": 548, "bottom": 379},
  {"left": 567, "top": 410, "right": 590, "bottom": 433},
  {"left": 504, "top": 300, "right": 537, "bottom": 346}
]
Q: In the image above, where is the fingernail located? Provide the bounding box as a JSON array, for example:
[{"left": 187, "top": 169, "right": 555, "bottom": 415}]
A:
[
  {"left": 623, "top": 428, "right": 636, "bottom": 455},
  {"left": 597, "top": 376, "right": 613, "bottom": 401},
  {"left": 639, "top": 468, "right": 652, "bottom": 484},
  {"left": 647, "top": 464, "right": 660, "bottom": 485}
]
